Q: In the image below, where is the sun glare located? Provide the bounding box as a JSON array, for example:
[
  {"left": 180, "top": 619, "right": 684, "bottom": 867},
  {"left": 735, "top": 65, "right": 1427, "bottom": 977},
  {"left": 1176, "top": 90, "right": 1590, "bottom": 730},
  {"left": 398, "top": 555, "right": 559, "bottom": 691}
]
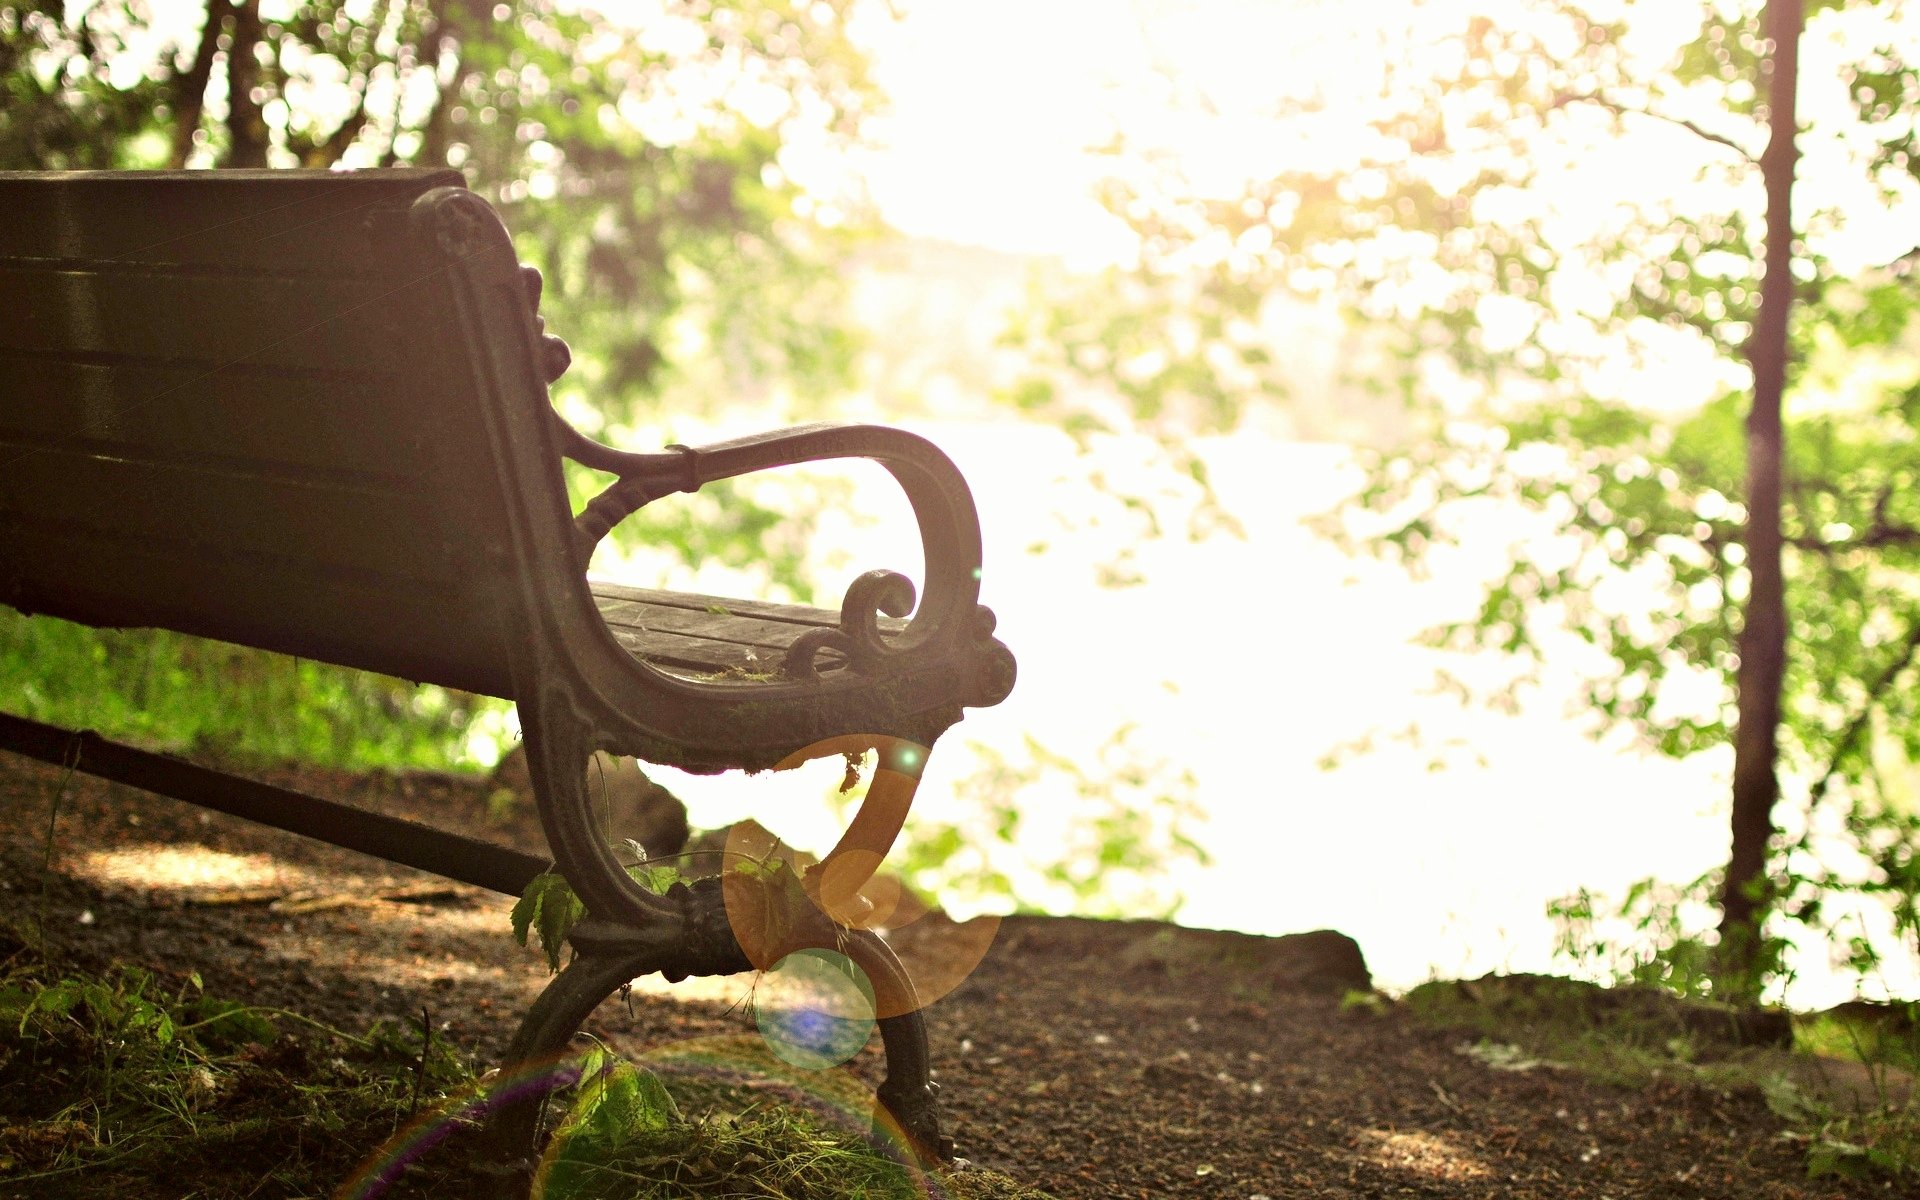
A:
[{"left": 77, "top": 845, "right": 285, "bottom": 893}]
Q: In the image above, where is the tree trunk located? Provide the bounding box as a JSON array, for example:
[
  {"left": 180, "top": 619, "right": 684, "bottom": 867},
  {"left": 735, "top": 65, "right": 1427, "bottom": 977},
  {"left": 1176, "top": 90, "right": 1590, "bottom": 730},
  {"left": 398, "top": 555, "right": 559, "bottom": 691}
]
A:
[
  {"left": 1718, "top": 0, "right": 1801, "bottom": 997},
  {"left": 223, "top": 0, "right": 267, "bottom": 168},
  {"left": 417, "top": 0, "right": 457, "bottom": 166},
  {"left": 169, "top": 0, "right": 227, "bottom": 168}
]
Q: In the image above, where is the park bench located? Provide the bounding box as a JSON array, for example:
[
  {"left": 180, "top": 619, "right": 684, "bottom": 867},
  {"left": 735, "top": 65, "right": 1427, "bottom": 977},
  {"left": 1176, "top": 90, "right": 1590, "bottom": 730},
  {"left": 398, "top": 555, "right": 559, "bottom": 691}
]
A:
[{"left": 0, "top": 168, "right": 1016, "bottom": 1181}]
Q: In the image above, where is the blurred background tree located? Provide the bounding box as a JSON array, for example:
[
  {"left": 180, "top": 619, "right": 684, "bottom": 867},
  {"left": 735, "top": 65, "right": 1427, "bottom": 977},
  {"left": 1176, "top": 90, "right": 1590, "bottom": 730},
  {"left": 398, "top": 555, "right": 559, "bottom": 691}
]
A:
[
  {"left": 0, "top": 0, "right": 879, "bottom": 765},
  {"left": 1004, "top": 0, "right": 1920, "bottom": 999}
]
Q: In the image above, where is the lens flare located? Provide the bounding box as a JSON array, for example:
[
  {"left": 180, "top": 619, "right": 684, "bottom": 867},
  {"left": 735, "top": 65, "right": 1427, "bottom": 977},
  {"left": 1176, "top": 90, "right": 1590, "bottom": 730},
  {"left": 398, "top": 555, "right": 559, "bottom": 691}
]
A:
[{"left": 754, "top": 947, "right": 878, "bottom": 1069}]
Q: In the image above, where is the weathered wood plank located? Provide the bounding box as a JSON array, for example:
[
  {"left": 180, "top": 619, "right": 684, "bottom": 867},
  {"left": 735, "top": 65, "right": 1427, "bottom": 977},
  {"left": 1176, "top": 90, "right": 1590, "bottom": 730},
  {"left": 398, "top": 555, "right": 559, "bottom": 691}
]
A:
[
  {"left": 0, "top": 265, "right": 447, "bottom": 374},
  {"left": 0, "top": 170, "right": 460, "bottom": 272},
  {"left": 600, "top": 625, "right": 797, "bottom": 677},
  {"left": 594, "top": 597, "right": 829, "bottom": 653},
  {"left": 590, "top": 585, "right": 862, "bottom": 677},
  {"left": 592, "top": 580, "right": 913, "bottom": 631},
  {"left": 2, "top": 525, "right": 511, "bottom": 698},
  {"left": 0, "top": 357, "right": 419, "bottom": 487},
  {"left": 0, "top": 449, "right": 461, "bottom": 585}
]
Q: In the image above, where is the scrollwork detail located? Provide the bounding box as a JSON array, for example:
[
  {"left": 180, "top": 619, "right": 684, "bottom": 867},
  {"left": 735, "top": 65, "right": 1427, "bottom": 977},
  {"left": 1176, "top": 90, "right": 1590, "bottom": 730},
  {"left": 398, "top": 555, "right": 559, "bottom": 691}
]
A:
[
  {"left": 839, "top": 569, "right": 916, "bottom": 657},
  {"left": 781, "top": 569, "right": 916, "bottom": 679},
  {"left": 780, "top": 627, "right": 853, "bottom": 680}
]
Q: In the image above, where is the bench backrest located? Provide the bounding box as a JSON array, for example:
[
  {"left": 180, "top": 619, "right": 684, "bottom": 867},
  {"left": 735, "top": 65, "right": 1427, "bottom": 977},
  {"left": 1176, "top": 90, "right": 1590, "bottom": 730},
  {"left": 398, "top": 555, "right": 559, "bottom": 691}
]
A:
[{"left": 0, "top": 170, "right": 568, "bottom": 699}]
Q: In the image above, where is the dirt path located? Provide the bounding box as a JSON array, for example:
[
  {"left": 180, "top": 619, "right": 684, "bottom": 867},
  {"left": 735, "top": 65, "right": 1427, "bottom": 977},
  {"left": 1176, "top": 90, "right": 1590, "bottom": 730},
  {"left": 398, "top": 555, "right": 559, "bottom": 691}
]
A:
[{"left": 0, "top": 748, "right": 1901, "bottom": 1199}]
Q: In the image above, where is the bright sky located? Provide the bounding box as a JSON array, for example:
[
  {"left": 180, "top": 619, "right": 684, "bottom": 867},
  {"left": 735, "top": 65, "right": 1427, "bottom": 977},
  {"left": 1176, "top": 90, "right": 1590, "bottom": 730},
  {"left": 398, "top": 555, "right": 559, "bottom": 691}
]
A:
[
  {"left": 845, "top": 0, "right": 1150, "bottom": 267},
  {"left": 748, "top": 0, "right": 1920, "bottom": 1006},
  {"left": 842, "top": 0, "right": 1474, "bottom": 263},
  {"left": 848, "top": 0, "right": 1920, "bottom": 274},
  {"left": 842, "top": 0, "right": 1419, "bottom": 268}
]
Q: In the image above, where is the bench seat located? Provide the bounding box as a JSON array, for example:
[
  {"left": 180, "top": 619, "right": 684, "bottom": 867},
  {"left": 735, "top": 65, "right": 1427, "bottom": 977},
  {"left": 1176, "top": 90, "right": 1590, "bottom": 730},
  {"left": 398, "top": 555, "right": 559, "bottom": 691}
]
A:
[
  {"left": 592, "top": 580, "right": 903, "bottom": 680},
  {"left": 0, "top": 167, "right": 1009, "bottom": 1170}
]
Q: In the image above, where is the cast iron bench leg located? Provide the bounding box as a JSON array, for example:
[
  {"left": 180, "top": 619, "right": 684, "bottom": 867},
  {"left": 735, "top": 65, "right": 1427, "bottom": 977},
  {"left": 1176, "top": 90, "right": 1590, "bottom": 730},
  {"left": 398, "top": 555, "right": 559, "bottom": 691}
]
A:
[
  {"left": 479, "top": 699, "right": 951, "bottom": 1195},
  {"left": 480, "top": 915, "right": 950, "bottom": 1194}
]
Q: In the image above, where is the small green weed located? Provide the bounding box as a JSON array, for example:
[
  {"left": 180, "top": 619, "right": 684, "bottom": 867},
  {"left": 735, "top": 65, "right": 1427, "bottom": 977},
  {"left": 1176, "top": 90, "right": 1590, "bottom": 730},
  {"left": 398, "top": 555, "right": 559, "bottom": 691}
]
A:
[
  {"left": 510, "top": 863, "right": 703, "bottom": 971},
  {"left": 1405, "top": 973, "right": 1920, "bottom": 1181},
  {"left": 545, "top": 1046, "right": 914, "bottom": 1199},
  {"left": 1795, "top": 1003, "right": 1920, "bottom": 1078},
  {"left": 0, "top": 921, "right": 1053, "bottom": 1198},
  {"left": 0, "top": 927, "right": 475, "bottom": 1196},
  {"left": 540, "top": 1042, "right": 1050, "bottom": 1200}
]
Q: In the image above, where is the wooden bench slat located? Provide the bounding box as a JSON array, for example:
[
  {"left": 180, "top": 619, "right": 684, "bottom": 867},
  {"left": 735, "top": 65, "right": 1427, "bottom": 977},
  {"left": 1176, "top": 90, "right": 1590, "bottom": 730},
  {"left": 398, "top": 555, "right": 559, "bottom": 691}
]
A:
[
  {"left": 0, "top": 254, "right": 412, "bottom": 282},
  {"left": 0, "top": 169, "right": 461, "bottom": 272},
  {"left": 591, "top": 580, "right": 912, "bottom": 630},
  {"left": 4, "top": 524, "right": 509, "bottom": 697},
  {"left": 0, "top": 265, "right": 446, "bottom": 374},
  {"left": 1, "top": 450, "right": 466, "bottom": 585},
  {"left": 0, "top": 426, "right": 415, "bottom": 494},
  {"left": 601, "top": 625, "right": 793, "bottom": 677},
  {"left": 595, "top": 597, "right": 832, "bottom": 653},
  {"left": 591, "top": 585, "right": 884, "bottom": 678}
]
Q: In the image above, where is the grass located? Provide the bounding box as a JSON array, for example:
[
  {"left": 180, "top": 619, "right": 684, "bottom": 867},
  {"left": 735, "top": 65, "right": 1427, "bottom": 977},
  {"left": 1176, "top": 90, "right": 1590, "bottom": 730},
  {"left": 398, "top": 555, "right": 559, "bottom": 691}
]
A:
[
  {"left": 0, "top": 914, "right": 1053, "bottom": 1199},
  {"left": 1397, "top": 973, "right": 1920, "bottom": 1182},
  {"left": 0, "top": 915, "right": 475, "bottom": 1197},
  {"left": 538, "top": 1045, "right": 1031, "bottom": 1199},
  {"left": 0, "top": 611, "right": 502, "bottom": 773}
]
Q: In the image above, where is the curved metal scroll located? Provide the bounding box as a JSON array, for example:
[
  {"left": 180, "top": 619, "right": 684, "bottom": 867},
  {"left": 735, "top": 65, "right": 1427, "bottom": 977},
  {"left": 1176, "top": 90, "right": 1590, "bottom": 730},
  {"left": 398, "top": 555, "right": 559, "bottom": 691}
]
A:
[
  {"left": 552, "top": 415, "right": 993, "bottom": 681},
  {"left": 519, "top": 692, "right": 676, "bottom": 929}
]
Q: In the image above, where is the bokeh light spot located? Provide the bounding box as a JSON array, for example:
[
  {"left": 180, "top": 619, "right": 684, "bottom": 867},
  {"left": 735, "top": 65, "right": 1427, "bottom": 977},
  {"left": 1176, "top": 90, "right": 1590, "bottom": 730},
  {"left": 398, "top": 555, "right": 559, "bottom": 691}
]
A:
[{"left": 755, "top": 948, "right": 877, "bottom": 1070}]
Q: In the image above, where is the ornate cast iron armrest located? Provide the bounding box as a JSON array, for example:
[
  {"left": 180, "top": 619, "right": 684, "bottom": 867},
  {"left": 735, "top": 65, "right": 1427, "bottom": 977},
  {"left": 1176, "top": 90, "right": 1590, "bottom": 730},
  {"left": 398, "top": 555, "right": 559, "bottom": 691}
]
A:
[{"left": 552, "top": 413, "right": 998, "bottom": 681}]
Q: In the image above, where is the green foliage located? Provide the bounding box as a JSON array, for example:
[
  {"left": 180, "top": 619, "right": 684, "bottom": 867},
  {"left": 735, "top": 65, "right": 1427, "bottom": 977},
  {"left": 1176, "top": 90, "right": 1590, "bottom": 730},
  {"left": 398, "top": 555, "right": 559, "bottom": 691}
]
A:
[
  {"left": 1013, "top": 0, "right": 1920, "bottom": 992},
  {"left": 0, "top": 933, "right": 475, "bottom": 1193},
  {"left": 543, "top": 1103, "right": 927, "bottom": 1199},
  {"left": 893, "top": 726, "right": 1211, "bottom": 920},
  {"left": 0, "top": 609, "right": 499, "bottom": 771},
  {"left": 1404, "top": 970, "right": 1920, "bottom": 1181},
  {"left": 512, "top": 870, "right": 592, "bottom": 972},
  {"left": 1548, "top": 875, "right": 1777, "bottom": 1003},
  {"left": 1796, "top": 1002, "right": 1920, "bottom": 1078},
  {"left": 512, "top": 862, "right": 695, "bottom": 971},
  {"left": 1804, "top": 1134, "right": 1913, "bottom": 1182},
  {"left": 542, "top": 1044, "right": 681, "bottom": 1194},
  {"left": 0, "top": 0, "right": 884, "bottom": 764},
  {"left": 539, "top": 1042, "right": 1053, "bottom": 1199},
  {"left": 1401, "top": 973, "right": 1761, "bottom": 1088}
]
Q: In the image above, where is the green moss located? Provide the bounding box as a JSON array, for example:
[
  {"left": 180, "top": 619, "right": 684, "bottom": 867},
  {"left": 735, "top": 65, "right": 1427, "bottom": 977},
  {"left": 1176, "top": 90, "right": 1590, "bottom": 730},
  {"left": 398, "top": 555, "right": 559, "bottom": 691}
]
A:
[
  {"left": 0, "top": 920, "right": 1053, "bottom": 1198},
  {"left": 1404, "top": 973, "right": 1920, "bottom": 1181}
]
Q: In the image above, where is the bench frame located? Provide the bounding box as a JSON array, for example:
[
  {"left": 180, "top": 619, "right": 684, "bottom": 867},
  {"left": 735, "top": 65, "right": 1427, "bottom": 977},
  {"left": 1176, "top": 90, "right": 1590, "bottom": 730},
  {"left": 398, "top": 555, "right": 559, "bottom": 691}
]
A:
[{"left": 0, "top": 171, "right": 1015, "bottom": 1187}]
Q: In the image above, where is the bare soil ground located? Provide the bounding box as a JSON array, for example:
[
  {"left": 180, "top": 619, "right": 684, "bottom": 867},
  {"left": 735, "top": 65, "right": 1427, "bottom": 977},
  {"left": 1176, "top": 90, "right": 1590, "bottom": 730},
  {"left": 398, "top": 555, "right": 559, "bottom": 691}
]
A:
[{"left": 1, "top": 746, "right": 1910, "bottom": 1199}]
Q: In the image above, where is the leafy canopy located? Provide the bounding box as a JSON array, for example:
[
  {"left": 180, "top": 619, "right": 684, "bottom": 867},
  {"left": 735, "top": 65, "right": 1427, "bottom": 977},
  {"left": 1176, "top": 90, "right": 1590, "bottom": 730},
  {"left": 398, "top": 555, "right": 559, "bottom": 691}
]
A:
[
  {"left": 0, "top": 0, "right": 885, "bottom": 766},
  {"left": 1009, "top": 0, "right": 1920, "bottom": 990}
]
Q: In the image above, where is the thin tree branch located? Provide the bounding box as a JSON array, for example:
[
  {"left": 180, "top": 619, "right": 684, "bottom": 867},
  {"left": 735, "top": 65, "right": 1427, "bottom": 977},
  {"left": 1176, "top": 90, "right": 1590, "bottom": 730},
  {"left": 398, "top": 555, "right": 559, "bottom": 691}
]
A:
[
  {"left": 1556, "top": 90, "right": 1760, "bottom": 166},
  {"left": 1807, "top": 618, "right": 1920, "bottom": 810},
  {"left": 1786, "top": 514, "right": 1920, "bottom": 556}
]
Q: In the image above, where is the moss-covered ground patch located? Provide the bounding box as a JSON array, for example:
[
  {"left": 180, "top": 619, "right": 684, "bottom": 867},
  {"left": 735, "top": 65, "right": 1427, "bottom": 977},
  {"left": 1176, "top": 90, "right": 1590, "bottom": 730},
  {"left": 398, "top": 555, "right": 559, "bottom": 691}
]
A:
[
  {"left": 0, "top": 914, "right": 1052, "bottom": 1199},
  {"left": 1399, "top": 973, "right": 1920, "bottom": 1184}
]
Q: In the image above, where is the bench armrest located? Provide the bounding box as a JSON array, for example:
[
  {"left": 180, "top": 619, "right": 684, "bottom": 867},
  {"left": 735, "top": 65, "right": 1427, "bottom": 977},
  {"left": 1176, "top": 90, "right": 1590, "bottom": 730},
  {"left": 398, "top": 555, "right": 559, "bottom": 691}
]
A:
[{"left": 553, "top": 414, "right": 997, "bottom": 681}]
